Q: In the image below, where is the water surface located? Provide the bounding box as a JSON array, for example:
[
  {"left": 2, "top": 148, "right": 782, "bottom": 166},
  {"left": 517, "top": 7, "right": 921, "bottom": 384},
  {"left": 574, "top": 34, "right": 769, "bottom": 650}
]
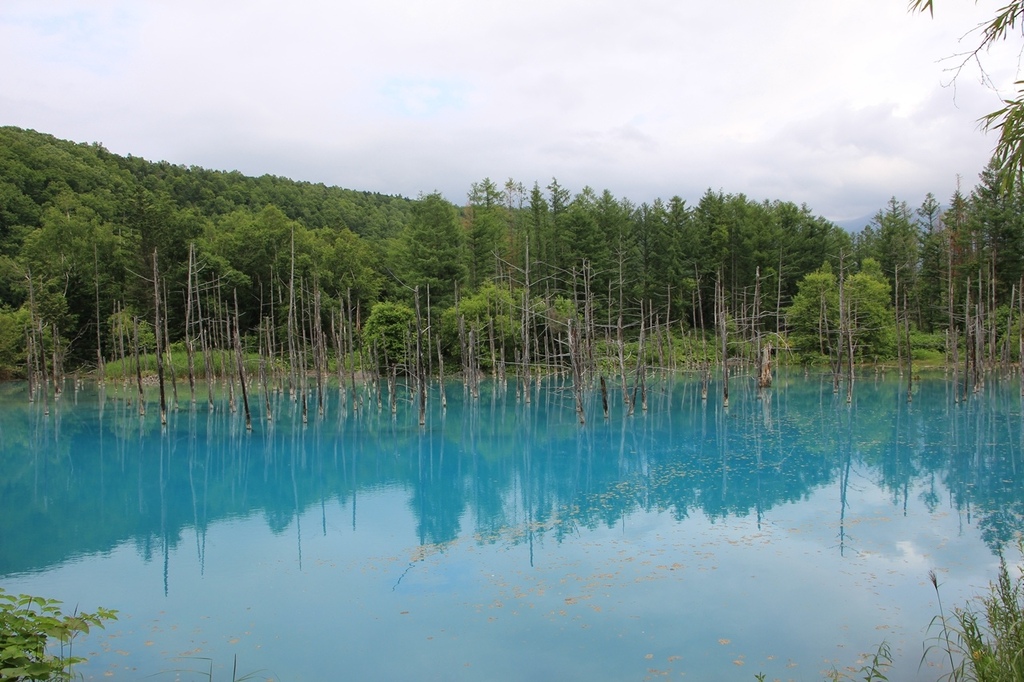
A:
[{"left": 1, "top": 372, "right": 1022, "bottom": 680}]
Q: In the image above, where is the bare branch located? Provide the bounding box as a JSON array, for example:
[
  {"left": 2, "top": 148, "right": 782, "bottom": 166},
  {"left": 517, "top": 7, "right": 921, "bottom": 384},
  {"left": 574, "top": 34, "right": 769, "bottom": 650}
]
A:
[{"left": 914, "top": 1, "right": 1024, "bottom": 190}]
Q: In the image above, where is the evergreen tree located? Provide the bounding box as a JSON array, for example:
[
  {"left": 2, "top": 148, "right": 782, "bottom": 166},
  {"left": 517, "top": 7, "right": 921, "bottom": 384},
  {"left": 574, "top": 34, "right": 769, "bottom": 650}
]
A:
[
  {"left": 401, "top": 192, "right": 466, "bottom": 309},
  {"left": 546, "top": 178, "right": 572, "bottom": 283},
  {"left": 969, "top": 161, "right": 1024, "bottom": 304},
  {"left": 916, "top": 192, "right": 948, "bottom": 331},
  {"left": 466, "top": 178, "right": 504, "bottom": 289},
  {"left": 871, "top": 197, "right": 919, "bottom": 302},
  {"left": 527, "top": 182, "right": 549, "bottom": 285}
]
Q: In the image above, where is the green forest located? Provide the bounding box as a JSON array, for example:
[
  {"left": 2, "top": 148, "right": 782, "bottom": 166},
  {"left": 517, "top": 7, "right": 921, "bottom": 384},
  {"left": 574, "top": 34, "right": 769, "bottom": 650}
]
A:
[{"left": 0, "top": 125, "right": 1021, "bottom": 398}]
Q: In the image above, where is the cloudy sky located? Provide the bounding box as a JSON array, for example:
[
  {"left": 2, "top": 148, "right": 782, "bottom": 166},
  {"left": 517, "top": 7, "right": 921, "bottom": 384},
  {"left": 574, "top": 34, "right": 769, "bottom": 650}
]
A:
[{"left": 2, "top": 1, "right": 1020, "bottom": 223}]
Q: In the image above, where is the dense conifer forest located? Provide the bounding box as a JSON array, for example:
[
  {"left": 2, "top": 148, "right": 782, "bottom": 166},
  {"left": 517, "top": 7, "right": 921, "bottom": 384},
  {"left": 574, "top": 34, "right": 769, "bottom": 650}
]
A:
[{"left": 1, "top": 125, "right": 1021, "bottom": 406}]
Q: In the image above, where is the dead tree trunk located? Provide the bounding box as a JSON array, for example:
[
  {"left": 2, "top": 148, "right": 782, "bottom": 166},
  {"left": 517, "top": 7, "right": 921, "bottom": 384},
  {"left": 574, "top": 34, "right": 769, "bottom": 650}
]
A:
[
  {"left": 195, "top": 276, "right": 215, "bottom": 411},
  {"left": 133, "top": 316, "right": 145, "bottom": 416},
  {"left": 904, "top": 289, "right": 913, "bottom": 403},
  {"left": 347, "top": 288, "right": 358, "bottom": 412},
  {"left": 437, "top": 335, "right": 447, "bottom": 411},
  {"left": 262, "top": 316, "right": 273, "bottom": 422},
  {"left": 628, "top": 301, "right": 646, "bottom": 417},
  {"left": 695, "top": 268, "right": 709, "bottom": 401},
  {"left": 313, "top": 285, "right": 325, "bottom": 418},
  {"left": 600, "top": 374, "right": 609, "bottom": 419},
  {"left": 964, "top": 278, "right": 972, "bottom": 401},
  {"left": 94, "top": 244, "right": 105, "bottom": 384},
  {"left": 233, "top": 289, "right": 252, "bottom": 431},
  {"left": 568, "top": 317, "right": 585, "bottom": 425},
  {"left": 717, "top": 275, "right": 729, "bottom": 409},
  {"left": 838, "top": 256, "right": 852, "bottom": 403},
  {"left": 185, "top": 242, "right": 197, "bottom": 403},
  {"left": 414, "top": 286, "right": 426, "bottom": 426},
  {"left": 163, "top": 279, "right": 178, "bottom": 408},
  {"left": 153, "top": 250, "right": 167, "bottom": 426}
]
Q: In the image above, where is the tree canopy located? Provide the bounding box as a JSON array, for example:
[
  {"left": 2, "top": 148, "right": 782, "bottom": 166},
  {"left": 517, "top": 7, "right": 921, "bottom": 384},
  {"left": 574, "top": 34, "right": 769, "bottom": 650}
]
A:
[{"left": 0, "top": 124, "right": 1019, "bottom": 377}]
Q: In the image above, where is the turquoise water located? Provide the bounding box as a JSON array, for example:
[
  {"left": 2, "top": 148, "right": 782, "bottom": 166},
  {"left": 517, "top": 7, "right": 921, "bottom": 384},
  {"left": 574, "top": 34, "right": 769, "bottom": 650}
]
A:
[{"left": 1, "top": 372, "right": 1022, "bottom": 681}]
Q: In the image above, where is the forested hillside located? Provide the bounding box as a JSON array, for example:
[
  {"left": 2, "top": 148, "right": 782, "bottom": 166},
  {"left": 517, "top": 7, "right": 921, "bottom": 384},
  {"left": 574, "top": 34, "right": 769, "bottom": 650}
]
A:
[{"left": 0, "top": 125, "right": 1020, "bottom": 390}]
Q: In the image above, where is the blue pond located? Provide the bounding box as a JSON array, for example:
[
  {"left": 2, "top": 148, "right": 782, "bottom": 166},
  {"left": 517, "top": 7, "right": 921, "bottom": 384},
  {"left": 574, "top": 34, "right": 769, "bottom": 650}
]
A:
[{"left": 0, "top": 372, "right": 1021, "bottom": 681}]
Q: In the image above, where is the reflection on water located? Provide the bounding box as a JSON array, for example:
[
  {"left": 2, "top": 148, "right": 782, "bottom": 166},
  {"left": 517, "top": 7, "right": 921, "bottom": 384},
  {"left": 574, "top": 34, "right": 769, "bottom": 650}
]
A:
[{"left": 1, "top": 372, "right": 1022, "bottom": 680}]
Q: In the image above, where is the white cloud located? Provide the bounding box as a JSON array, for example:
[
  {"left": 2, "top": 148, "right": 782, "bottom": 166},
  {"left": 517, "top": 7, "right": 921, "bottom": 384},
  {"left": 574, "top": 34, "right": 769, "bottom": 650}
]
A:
[{"left": 0, "top": 0, "right": 1019, "bottom": 219}]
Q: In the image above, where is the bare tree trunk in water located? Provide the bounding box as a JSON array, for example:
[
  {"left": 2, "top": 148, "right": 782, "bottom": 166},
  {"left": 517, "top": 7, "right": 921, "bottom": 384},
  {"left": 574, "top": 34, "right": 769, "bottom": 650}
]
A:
[
  {"left": 153, "top": 249, "right": 167, "bottom": 426},
  {"left": 234, "top": 289, "right": 252, "bottom": 431}
]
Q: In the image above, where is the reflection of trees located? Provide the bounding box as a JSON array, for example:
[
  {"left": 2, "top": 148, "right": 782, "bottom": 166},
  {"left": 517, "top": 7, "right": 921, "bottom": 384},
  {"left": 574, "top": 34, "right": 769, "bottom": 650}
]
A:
[
  {"left": 941, "top": 382, "right": 1024, "bottom": 551},
  {"left": 5, "top": 372, "right": 1024, "bottom": 577},
  {"left": 409, "top": 427, "right": 464, "bottom": 546},
  {"left": 547, "top": 377, "right": 839, "bottom": 533}
]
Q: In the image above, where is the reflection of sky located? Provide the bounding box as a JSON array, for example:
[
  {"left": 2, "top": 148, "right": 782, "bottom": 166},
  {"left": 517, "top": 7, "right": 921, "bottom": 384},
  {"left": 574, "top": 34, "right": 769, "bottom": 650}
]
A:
[
  {"left": 1, "top": 375, "right": 1022, "bottom": 680},
  {"left": 11, "top": 485, "right": 993, "bottom": 681}
]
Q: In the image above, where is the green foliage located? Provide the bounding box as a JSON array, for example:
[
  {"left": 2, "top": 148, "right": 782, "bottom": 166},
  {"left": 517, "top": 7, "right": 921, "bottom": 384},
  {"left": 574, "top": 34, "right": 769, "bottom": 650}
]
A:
[
  {"left": 969, "top": 163, "right": 1024, "bottom": 303},
  {"left": 910, "top": 330, "right": 947, "bottom": 365},
  {"left": 0, "top": 126, "right": 412, "bottom": 372},
  {"left": 825, "top": 641, "right": 892, "bottom": 681},
  {"left": 754, "top": 642, "right": 891, "bottom": 681},
  {"left": 0, "top": 588, "right": 116, "bottom": 681},
  {"left": 107, "top": 308, "right": 156, "bottom": 354},
  {"left": 322, "top": 227, "right": 382, "bottom": 311},
  {"left": 363, "top": 301, "right": 415, "bottom": 370},
  {"left": 0, "top": 306, "right": 31, "bottom": 377},
  {"left": 760, "top": 551, "right": 1024, "bottom": 682},
  {"left": 101, "top": 348, "right": 262, "bottom": 381},
  {"left": 202, "top": 205, "right": 323, "bottom": 324},
  {"left": 845, "top": 261, "right": 896, "bottom": 360},
  {"left": 466, "top": 178, "right": 506, "bottom": 288},
  {"left": 400, "top": 192, "right": 465, "bottom": 309},
  {"left": 440, "top": 283, "right": 519, "bottom": 367},
  {"left": 633, "top": 197, "right": 681, "bottom": 310},
  {"left": 785, "top": 264, "right": 839, "bottom": 362},
  {"left": 785, "top": 260, "right": 895, "bottom": 363},
  {"left": 928, "top": 551, "right": 1024, "bottom": 682},
  {"left": 7, "top": 124, "right": 1024, "bottom": 378},
  {"left": 864, "top": 198, "right": 918, "bottom": 297}
]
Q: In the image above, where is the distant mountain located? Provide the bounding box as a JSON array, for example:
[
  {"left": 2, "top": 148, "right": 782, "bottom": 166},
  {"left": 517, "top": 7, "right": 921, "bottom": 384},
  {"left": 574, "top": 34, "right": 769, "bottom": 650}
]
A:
[{"left": 831, "top": 215, "right": 874, "bottom": 233}]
